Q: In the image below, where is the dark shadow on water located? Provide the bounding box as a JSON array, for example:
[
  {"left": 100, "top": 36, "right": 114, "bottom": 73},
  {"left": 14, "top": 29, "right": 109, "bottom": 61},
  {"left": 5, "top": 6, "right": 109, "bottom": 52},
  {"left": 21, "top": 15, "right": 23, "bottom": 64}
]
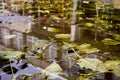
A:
[{"left": 2, "top": 66, "right": 18, "bottom": 74}]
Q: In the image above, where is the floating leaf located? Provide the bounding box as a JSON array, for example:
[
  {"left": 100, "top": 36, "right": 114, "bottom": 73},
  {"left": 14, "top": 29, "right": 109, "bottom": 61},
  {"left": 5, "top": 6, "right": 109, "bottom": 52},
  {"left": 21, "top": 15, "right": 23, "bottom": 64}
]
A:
[
  {"left": 77, "top": 58, "right": 106, "bottom": 72},
  {"left": 76, "top": 11, "right": 85, "bottom": 15},
  {"left": 113, "top": 34, "right": 120, "bottom": 41},
  {"left": 28, "top": 40, "right": 49, "bottom": 51},
  {"left": 113, "top": 65, "right": 120, "bottom": 77},
  {"left": 3, "top": 35, "right": 16, "bottom": 39},
  {"left": 104, "top": 60, "right": 120, "bottom": 77},
  {"left": 77, "top": 43, "right": 99, "bottom": 54},
  {"left": 104, "top": 61, "right": 120, "bottom": 70},
  {"left": 45, "top": 61, "right": 62, "bottom": 72},
  {"left": 101, "top": 38, "right": 120, "bottom": 45},
  {"left": 50, "top": 15, "right": 61, "bottom": 20},
  {"left": 85, "top": 23, "right": 94, "bottom": 27},
  {"left": 1, "top": 51, "right": 25, "bottom": 59},
  {"left": 77, "top": 43, "right": 91, "bottom": 49},
  {"left": 80, "top": 48, "right": 99, "bottom": 54},
  {"left": 55, "top": 34, "right": 71, "bottom": 39},
  {"left": 47, "top": 27, "right": 60, "bottom": 32}
]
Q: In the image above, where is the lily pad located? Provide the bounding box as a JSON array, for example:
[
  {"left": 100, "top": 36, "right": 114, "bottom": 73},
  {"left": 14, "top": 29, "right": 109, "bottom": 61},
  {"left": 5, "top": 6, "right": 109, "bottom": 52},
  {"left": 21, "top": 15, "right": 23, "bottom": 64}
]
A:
[
  {"left": 101, "top": 38, "right": 120, "bottom": 45},
  {"left": 55, "top": 34, "right": 71, "bottom": 39},
  {"left": 45, "top": 61, "right": 62, "bottom": 72}
]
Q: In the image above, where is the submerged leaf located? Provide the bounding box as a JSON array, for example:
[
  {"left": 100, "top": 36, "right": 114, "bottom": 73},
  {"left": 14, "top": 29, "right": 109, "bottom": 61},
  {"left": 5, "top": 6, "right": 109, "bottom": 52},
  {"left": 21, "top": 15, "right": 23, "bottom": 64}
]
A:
[
  {"left": 101, "top": 38, "right": 120, "bottom": 45},
  {"left": 55, "top": 34, "right": 71, "bottom": 39},
  {"left": 45, "top": 61, "right": 62, "bottom": 72}
]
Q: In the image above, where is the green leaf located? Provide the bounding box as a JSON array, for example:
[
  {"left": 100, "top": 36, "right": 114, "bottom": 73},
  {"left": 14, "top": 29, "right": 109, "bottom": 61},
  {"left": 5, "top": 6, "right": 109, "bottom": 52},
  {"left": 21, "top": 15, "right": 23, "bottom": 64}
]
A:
[
  {"left": 77, "top": 58, "right": 106, "bottom": 72},
  {"left": 50, "top": 15, "right": 61, "bottom": 20},
  {"left": 101, "top": 38, "right": 120, "bottom": 45},
  {"left": 104, "top": 60, "right": 120, "bottom": 77},
  {"left": 47, "top": 27, "right": 60, "bottom": 32},
  {"left": 76, "top": 11, "right": 85, "bottom": 15},
  {"left": 85, "top": 23, "right": 94, "bottom": 27},
  {"left": 113, "top": 34, "right": 120, "bottom": 41},
  {"left": 113, "top": 65, "right": 120, "bottom": 77},
  {"left": 1, "top": 51, "right": 24, "bottom": 59},
  {"left": 77, "top": 43, "right": 91, "bottom": 49},
  {"left": 104, "top": 61, "right": 120, "bottom": 70},
  {"left": 77, "top": 43, "right": 99, "bottom": 54},
  {"left": 55, "top": 34, "right": 71, "bottom": 39},
  {"left": 45, "top": 61, "right": 62, "bottom": 72}
]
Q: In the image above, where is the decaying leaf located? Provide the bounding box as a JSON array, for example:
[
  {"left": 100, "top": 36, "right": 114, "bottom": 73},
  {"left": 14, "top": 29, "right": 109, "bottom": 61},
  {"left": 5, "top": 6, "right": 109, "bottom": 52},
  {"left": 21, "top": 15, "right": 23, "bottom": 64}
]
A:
[
  {"left": 45, "top": 61, "right": 62, "bottom": 72},
  {"left": 101, "top": 38, "right": 120, "bottom": 45}
]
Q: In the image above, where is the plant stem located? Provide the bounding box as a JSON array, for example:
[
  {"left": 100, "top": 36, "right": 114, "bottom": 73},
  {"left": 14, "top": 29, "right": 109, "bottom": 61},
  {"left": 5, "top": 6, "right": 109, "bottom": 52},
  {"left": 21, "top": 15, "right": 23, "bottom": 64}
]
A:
[{"left": 8, "top": 52, "right": 14, "bottom": 78}]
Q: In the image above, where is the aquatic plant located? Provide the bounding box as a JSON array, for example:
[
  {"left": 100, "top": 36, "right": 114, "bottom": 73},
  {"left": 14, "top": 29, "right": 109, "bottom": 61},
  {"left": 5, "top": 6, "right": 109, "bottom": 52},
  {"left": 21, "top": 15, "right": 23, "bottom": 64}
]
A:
[{"left": 101, "top": 38, "right": 120, "bottom": 45}]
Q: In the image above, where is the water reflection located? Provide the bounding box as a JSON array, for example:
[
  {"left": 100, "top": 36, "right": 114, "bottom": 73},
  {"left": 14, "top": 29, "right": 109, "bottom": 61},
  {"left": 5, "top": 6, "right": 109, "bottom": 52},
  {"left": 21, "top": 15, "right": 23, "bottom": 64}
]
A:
[
  {"left": 0, "top": 59, "right": 42, "bottom": 80},
  {"left": 0, "top": 24, "right": 82, "bottom": 51},
  {"left": 0, "top": 26, "right": 38, "bottom": 50}
]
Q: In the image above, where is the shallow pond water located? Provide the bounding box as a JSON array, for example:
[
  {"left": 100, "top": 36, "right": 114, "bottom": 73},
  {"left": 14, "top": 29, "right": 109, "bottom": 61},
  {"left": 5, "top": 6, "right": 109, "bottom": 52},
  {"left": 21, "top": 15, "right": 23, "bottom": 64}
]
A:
[
  {"left": 0, "top": 22, "right": 120, "bottom": 79},
  {"left": 0, "top": 59, "right": 42, "bottom": 80}
]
